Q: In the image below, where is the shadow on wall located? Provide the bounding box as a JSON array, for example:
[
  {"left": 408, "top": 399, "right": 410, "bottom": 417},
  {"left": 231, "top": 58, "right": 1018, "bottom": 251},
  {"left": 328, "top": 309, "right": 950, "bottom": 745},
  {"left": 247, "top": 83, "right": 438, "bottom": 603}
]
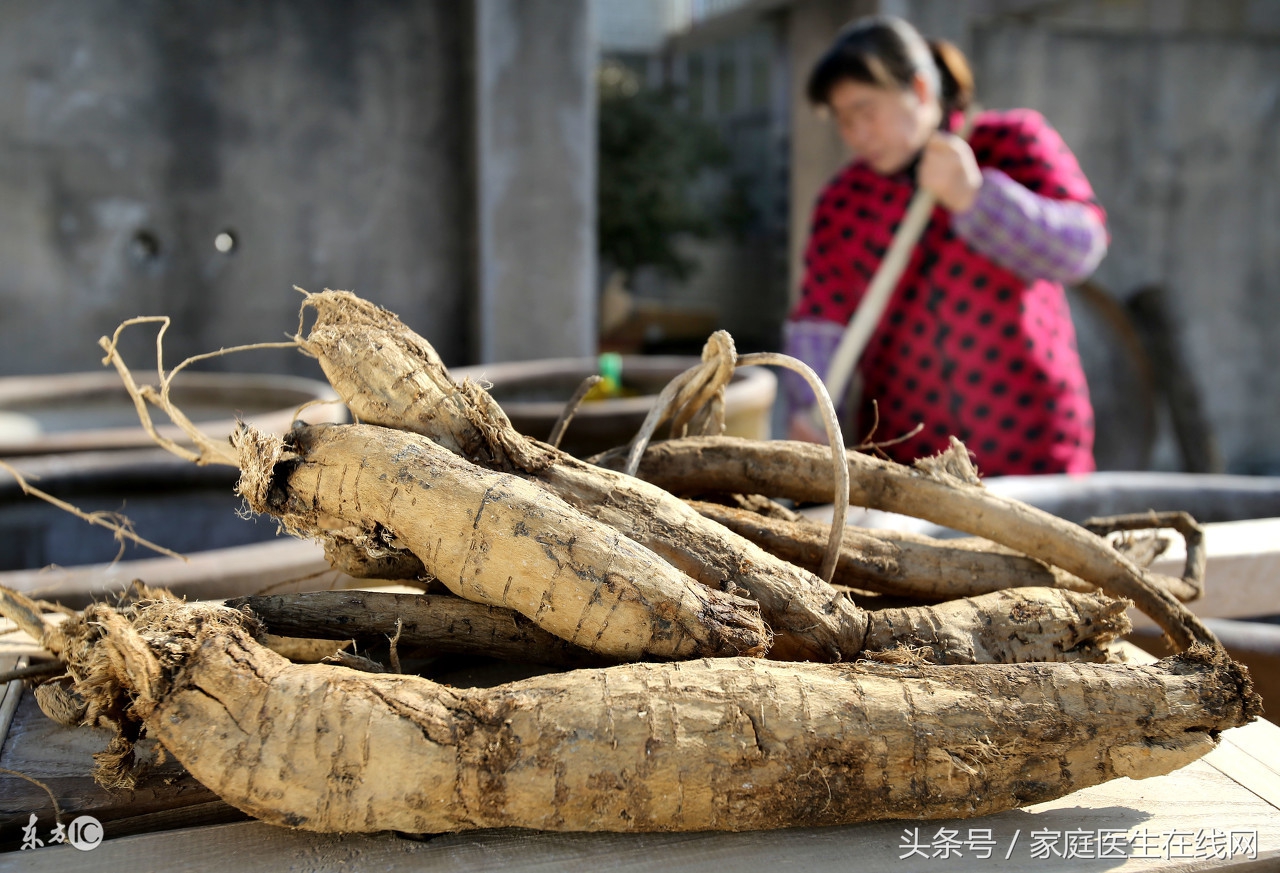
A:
[{"left": 1070, "top": 281, "right": 1226, "bottom": 474}]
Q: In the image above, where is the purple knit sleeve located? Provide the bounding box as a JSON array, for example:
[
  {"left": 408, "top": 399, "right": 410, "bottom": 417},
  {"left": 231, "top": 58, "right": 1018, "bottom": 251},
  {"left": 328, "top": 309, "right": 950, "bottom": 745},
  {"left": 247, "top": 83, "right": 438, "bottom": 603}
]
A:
[
  {"left": 951, "top": 168, "right": 1108, "bottom": 284},
  {"left": 781, "top": 319, "right": 845, "bottom": 418}
]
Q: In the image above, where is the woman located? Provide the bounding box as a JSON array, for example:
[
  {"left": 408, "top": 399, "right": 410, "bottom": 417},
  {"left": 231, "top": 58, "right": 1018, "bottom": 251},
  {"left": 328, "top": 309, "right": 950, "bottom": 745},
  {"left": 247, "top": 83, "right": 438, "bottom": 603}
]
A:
[{"left": 783, "top": 16, "right": 1104, "bottom": 475}]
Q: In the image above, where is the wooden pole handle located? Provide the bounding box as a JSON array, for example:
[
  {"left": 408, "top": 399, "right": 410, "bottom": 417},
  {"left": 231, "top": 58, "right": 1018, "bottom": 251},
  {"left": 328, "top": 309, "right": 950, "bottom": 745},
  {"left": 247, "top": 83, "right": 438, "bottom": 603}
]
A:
[{"left": 813, "top": 112, "right": 977, "bottom": 434}]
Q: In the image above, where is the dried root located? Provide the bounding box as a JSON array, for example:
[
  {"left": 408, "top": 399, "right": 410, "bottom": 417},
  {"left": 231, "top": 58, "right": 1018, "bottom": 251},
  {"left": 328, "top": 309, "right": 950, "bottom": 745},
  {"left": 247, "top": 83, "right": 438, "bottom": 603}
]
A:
[
  {"left": 0, "top": 586, "right": 1258, "bottom": 834},
  {"left": 233, "top": 584, "right": 1127, "bottom": 668},
  {"left": 1, "top": 293, "right": 1257, "bottom": 839},
  {"left": 230, "top": 590, "right": 610, "bottom": 669},
  {"left": 232, "top": 422, "right": 770, "bottom": 661},
  {"left": 689, "top": 499, "right": 1093, "bottom": 599},
  {"left": 592, "top": 436, "right": 1216, "bottom": 652}
]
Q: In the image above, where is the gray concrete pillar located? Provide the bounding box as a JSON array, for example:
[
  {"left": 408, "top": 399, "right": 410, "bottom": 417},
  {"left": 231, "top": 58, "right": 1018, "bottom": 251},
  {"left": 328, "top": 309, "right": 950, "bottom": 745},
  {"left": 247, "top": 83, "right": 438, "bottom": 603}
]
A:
[
  {"left": 787, "top": 0, "right": 878, "bottom": 301},
  {"left": 474, "top": 0, "right": 597, "bottom": 363}
]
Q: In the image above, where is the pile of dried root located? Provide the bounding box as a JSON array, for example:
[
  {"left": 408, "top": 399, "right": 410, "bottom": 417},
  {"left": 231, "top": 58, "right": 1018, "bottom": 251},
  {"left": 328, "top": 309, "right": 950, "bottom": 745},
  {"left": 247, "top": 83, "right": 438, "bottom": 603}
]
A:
[{"left": 0, "top": 289, "right": 1261, "bottom": 835}]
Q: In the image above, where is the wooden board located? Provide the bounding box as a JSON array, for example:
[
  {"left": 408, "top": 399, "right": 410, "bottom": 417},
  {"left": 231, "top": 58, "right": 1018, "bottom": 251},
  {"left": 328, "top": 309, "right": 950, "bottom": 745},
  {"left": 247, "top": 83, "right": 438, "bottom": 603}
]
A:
[{"left": 1141, "top": 517, "right": 1280, "bottom": 625}]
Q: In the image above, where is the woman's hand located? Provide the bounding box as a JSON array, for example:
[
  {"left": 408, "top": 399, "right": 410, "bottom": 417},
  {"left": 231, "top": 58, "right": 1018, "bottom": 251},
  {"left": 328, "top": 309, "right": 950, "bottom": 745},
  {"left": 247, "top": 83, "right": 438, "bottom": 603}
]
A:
[{"left": 918, "top": 132, "right": 983, "bottom": 213}]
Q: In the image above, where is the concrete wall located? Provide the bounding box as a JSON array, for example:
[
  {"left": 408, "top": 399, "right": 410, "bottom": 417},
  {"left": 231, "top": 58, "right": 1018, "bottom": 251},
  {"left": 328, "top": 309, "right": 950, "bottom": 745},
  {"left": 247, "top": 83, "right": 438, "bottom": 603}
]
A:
[
  {"left": 475, "top": 0, "right": 597, "bottom": 363},
  {"left": 0, "top": 1, "right": 474, "bottom": 376},
  {"left": 0, "top": 0, "right": 597, "bottom": 378},
  {"left": 786, "top": 0, "right": 877, "bottom": 300}
]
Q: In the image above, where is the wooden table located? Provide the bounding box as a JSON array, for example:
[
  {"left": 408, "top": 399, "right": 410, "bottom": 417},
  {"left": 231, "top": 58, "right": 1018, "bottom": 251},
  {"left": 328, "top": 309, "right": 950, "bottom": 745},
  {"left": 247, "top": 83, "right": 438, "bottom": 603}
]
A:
[{"left": 1, "top": 625, "right": 1276, "bottom": 872}]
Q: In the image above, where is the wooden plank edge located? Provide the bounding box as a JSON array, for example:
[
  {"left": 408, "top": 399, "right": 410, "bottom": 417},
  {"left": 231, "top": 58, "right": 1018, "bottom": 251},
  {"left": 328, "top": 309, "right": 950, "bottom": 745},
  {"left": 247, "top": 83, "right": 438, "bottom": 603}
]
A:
[
  {"left": 1201, "top": 719, "right": 1280, "bottom": 812},
  {"left": 0, "top": 655, "right": 26, "bottom": 757}
]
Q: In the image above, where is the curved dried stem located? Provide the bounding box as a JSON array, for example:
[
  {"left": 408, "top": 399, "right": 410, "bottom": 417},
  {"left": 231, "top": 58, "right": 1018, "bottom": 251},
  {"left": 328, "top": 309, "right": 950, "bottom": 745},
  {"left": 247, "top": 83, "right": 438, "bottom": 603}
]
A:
[
  {"left": 669, "top": 334, "right": 734, "bottom": 438},
  {"left": 739, "top": 352, "right": 848, "bottom": 585},
  {"left": 548, "top": 375, "right": 602, "bottom": 449},
  {"left": 98, "top": 317, "right": 296, "bottom": 468},
  {"left": 99, "top": 317, "right": 202, "bottom": 463},
  {"left": 155, "top": 340, "right": 299, "bottom": 464},
  {"left": 0, "top": 768, "right": 63, "bottom": 825},
  {"left": 164, "top": 340, "right": 301, "bottom": 382},
  {"left": 621, "top": 364, "right": 700, "bottom": 476},
  {"left": 863, "top": 421, "right": 924, "bottom": 451},
  {"left": 621, "top": 331, "right": 737, "bottom": 478},
  {"left": 617, "top": 337, "right": 848, "bottom": 586},
  {"left": 1084, "top": 511, "right": 1205, "bottom": 602},
  {"left": 291, "top": 396, "right": 349, "bottom": 427}
]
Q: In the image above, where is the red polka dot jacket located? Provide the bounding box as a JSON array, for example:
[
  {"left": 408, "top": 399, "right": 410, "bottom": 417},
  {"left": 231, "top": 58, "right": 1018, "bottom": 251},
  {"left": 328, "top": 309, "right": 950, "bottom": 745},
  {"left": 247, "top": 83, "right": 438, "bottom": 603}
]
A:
[{"left": 784, "top": 109, "right": 1105, "bottom": 476}]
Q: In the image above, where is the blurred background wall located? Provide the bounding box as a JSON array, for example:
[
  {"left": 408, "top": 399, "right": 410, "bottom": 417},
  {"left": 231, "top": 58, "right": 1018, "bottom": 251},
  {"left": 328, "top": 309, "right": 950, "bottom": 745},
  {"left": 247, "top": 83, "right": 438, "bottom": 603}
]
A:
[{"left": 0, "top": 0, "right": 595, "bottom": 375}]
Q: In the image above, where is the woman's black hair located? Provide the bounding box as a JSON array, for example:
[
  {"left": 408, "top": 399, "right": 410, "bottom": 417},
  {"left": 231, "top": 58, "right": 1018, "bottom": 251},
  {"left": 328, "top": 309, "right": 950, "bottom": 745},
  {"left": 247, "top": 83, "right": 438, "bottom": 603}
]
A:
[{"left": 806, "top": 15, "right": 974, "bottom": 114}]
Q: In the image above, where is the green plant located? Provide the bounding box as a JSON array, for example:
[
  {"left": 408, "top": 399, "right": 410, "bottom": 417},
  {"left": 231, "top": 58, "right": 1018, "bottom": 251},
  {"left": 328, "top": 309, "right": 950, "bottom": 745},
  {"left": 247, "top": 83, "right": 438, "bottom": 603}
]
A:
[{"left": 597, "top": 62, "right": 741, "bottom": 279}]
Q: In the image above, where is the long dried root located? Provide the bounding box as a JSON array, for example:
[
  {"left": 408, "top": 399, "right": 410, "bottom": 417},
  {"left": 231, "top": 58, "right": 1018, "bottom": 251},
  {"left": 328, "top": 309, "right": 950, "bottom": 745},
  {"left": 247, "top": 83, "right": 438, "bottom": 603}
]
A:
[
  {"left": 1, "top": 586, "right": 1258, "bottom": 834},
  {"left": 689, "top": 499, "right": 1093, "bottom": 599},
  {"left": 294, "top": 289, "right": 556, "bottom": 474},
  {"left": 230, "top": 590, "right": 609, "bottom": 669},
  {"left": 861, "top": 588, "right": 1130, "bottom": 664},
  {"left": 234, "top": 585, "right": 1123, "bottom": 669},
  {"left": 593, "top": 436, "right": 1216, "bottom": 651},
  {"left": 233, "top": 422, "right": 769, "bottom": 661}
]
